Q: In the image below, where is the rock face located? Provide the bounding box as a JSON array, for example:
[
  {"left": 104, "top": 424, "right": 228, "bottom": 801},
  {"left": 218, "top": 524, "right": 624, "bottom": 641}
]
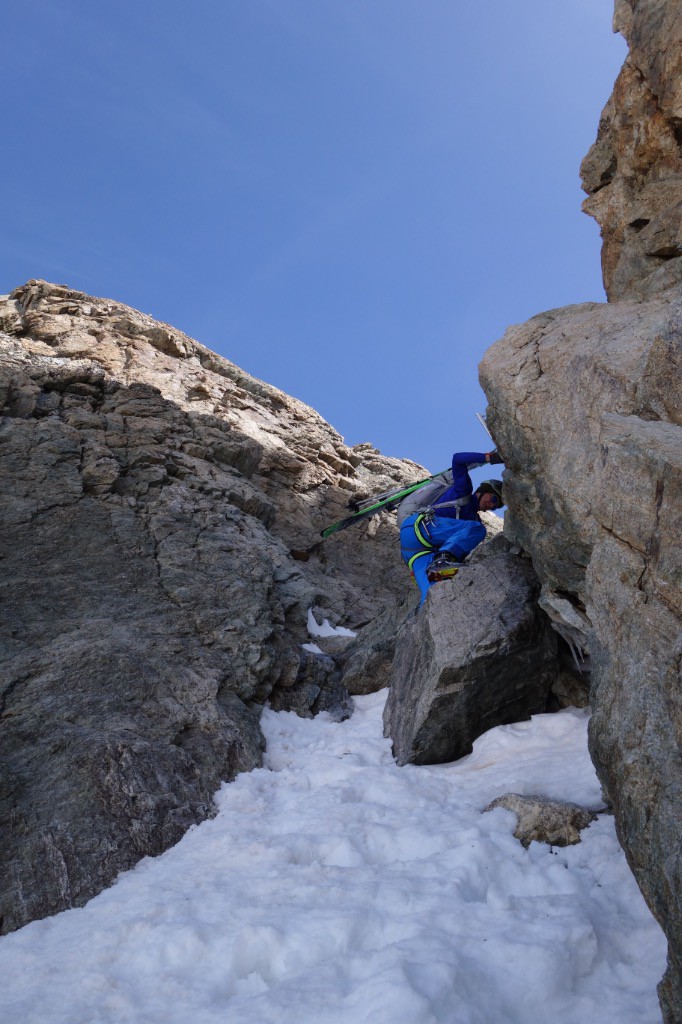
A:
[
  {"left": 481, "top": 3, "right": 682, "bottom": 1017},
  {"left": 316, "top": 591, "right": 420, "bottom": 697},
  {"left": 481, "top": 217, "right": 681, "bottom": 1024},
  {"left": 581, "top": 0, "right": 682, "bottom": 301},
  {"left": 267, "top": 648, "right": 354, "bottom": 721},
  {"left": 383, "top": 552, "right": 557, "bottom": 766},
  {"left": 0, "top": 279, "right": 423, "bottom": 932}
]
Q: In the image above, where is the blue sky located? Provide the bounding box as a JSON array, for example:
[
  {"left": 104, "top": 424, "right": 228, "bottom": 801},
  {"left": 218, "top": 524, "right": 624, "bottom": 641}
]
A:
[{"left": 2, "top": 1, "right": 625, "bottom": 472}]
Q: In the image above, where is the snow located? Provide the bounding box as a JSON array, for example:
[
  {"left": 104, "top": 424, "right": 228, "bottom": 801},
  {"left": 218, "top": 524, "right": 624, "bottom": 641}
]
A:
[
  {"left": 0, "top": 693, "right": 666, "bottom": 1024},
  {"left": 301, "top": 642, "right": 324, "bottom": 655},
  {"left": 307, "top": 608, "right": 357, "bottom": 637}
]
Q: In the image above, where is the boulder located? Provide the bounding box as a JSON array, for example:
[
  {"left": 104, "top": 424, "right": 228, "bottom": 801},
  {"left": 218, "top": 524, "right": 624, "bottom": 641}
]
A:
[
  {"left": 267, "top": 648, "right": 353, "bottom": 722},
  {"left": 485, "top": 794, "right": 598, "bottom": 848},
  {"left": 383, "top": 553, "right": 557, "bottom": 766}
]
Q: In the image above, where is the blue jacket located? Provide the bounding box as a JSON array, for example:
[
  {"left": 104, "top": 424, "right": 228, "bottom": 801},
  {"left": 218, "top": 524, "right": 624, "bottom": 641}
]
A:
[{"left": 431, "top": 452, "right": 487, "bottom": 521}]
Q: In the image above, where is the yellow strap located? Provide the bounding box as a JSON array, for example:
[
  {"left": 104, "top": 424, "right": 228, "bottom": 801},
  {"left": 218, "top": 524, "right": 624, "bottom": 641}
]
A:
[{"left": 414, "top": 514, "right": 435, "bottom": 550}]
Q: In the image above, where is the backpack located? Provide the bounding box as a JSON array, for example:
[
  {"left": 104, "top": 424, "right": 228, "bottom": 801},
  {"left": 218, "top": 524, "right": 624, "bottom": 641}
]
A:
[{"left": 396, "top": 470, "right": 453, "bottom": 527}]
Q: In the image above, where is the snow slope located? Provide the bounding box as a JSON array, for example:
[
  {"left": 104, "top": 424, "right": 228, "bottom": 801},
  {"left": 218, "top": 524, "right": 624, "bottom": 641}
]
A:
[{"left": 0, "top": 694, "right": 666, "bottom": 1024}]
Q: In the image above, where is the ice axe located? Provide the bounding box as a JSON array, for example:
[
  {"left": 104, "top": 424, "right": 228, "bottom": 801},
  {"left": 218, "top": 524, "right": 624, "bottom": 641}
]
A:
[{"left": 476, "top": 412, "right": 493, "bottom": 441}]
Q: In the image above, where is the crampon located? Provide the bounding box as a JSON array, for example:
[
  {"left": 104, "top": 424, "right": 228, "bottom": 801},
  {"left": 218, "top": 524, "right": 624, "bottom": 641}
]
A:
[{"left": 426, "top": 553, "right": 460, "bottom": 583}]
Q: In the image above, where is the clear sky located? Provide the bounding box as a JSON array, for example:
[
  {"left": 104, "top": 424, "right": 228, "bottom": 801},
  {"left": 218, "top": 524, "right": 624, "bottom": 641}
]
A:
[{"left": 2, "top": 1, "right": 626, "bottom": 471}]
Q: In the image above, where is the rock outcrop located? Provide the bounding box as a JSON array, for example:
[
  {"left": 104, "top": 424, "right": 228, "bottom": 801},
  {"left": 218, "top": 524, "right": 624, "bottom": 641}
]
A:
[
  {"left": 316, "top": 591, "right": 420, "bottom": 697},
  {"left": 581, "top": 0, "right": 682, "bottom": 302},
  {"left": 480, "top": 297, "right": 682, "bottom": 1020},
  {"left": 383, "top": 551, "right": 557, "bottom": 766},
  {"left": 485, "top": 794, "right": 599, "bottom": 849},
  {"left": 0, "top": 279, "right": 423, "bottom": 932},
  {"left": 481, "top": 3, "right": 681, "bottom": 1018},
  {"left": 267, "top": 647, "right": 354, "bottom": 721}
]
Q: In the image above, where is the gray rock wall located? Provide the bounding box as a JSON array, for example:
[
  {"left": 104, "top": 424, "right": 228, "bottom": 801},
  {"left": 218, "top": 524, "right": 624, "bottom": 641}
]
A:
[{"left": 0, "top": 280, "right": 423, "bottom": 932}]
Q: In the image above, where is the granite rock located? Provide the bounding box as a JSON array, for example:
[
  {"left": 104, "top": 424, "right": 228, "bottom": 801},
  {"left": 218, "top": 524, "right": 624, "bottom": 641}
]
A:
[
  {"left": 481, "top": 5, "right": 682, "bottom": 1014},
  {"left": 383, "top": 553, "right": 557, "bottom": 766}
]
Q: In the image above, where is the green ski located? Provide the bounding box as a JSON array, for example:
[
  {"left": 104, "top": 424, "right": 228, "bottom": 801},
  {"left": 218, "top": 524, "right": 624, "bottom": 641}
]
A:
[{"left": 321, "top": 471, "right": 449, "bottom": 539}]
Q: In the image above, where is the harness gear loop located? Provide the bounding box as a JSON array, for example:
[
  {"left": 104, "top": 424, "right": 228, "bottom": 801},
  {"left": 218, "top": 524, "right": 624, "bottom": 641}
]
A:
[{"left": 413, "top": 513, "right": 435, "bottom": 549}]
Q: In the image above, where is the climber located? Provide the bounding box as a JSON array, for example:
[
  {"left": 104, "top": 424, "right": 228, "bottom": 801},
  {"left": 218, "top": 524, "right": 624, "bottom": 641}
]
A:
[{"left": 398, "top": 450, "right": 504, "bottom": 604}]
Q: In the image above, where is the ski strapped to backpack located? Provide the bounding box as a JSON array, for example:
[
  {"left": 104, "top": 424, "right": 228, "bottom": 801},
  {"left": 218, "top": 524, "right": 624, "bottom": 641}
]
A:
[
  {"left": 394, "top": 469, "right": 457, "bottom": 526},
  {"left": 321, "top": 416, "right": 500, "bottom": 539},
  {"left": 320, "top": 470, "right": 450, "bottom": 539}
]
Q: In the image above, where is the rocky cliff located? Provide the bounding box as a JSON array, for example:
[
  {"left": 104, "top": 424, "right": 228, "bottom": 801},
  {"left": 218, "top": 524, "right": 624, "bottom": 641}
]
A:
[
  {"left": 481, "top": 2, "right": 681, "bottom": 1019},
  {"left": 0, "top": 279, "right": 426, "bottom": 932},
  {"left": 581, "top": 0, "right": 682, "bottom": 301},
  {"left": 2, "top": 3, "right": 679, "bottom": 1019}
]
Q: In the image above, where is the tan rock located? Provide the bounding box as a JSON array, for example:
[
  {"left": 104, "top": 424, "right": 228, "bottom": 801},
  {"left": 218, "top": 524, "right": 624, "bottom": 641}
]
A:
[
  {"left": 581, "top": 3, "right": 682, "bottom": 301},
  {"left": 485, "top": 794, "right": 598, "bottom": 849}
]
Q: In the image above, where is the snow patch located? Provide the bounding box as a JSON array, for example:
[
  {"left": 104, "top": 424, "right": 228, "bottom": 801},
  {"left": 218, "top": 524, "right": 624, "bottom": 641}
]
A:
[
  {"left": 0, "top": 694, "right": 666, "bottom": 1024},
  {"left": 307, "top": 608, "right": 356, "bottom": 637}
]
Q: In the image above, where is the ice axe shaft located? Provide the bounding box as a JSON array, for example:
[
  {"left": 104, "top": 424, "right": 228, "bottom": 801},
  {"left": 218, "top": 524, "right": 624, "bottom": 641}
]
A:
[{"left": 476, "top": 412, "right": 493, "bottom": 441}]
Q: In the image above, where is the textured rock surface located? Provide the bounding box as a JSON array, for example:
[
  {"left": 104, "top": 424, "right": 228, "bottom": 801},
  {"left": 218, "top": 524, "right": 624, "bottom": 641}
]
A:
[
  {"left": 480, "top": 290, "right": 681, "bottom": 1019},
  {"left": 485, "top": 794, "right": 599, "bottom": 848},
  {"left": 0, "top": 279, "right": 424, "bottom": 932},
  {"left": 320, "top": 592, "right": 420, "bottom": 696},
  {"left": 581, "top": 0, "right": 682, "bottom": 301},
  {"left": 267, "top": 648, "right": 353, "bottom": 721},
  {"left": 383, "top": 552, "right": 557, "bottom": 766},
  {"left": 483, "top": 14, "right": 679, "bottom": 1007},
  {"left": 481, "top": 5, "right": 682, "bottom": 1011}
]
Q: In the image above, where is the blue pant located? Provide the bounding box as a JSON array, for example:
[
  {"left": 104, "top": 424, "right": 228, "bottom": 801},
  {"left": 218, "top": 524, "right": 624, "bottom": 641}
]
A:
[{"left": 400, "top": 513, "right": 486, "bottom": 604}]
